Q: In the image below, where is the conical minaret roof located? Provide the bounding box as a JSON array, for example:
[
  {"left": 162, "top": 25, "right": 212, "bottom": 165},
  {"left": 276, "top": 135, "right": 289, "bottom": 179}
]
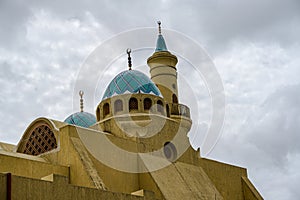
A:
[{"left": 155, "top": 21, "right": 168, "bottom": 52}]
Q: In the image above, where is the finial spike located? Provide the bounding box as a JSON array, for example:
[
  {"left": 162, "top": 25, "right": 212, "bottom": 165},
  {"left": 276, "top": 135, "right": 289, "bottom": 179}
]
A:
[
  {"left": 79, "top": 90, "right": 84, "bottom": 112},
  {"left": 157, "top": 21, "right": 161, "bottom": 35},
  {"left": 127, "top": 48, "right": 132, "bottom": 70}
]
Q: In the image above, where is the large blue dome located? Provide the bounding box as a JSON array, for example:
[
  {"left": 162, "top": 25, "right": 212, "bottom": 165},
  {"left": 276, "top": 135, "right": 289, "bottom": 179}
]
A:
[
  {"left": 102, "top": 70, "right": 162, "bottom": 100},
  {"left": 64, "top": 112, "right": 96, "bottom": 128}
]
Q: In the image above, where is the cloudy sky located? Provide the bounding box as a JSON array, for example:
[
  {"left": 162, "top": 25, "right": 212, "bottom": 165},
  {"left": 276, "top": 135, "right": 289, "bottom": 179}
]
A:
[{"left": 1, "top": 0, "right": 299, "bottom": 199}]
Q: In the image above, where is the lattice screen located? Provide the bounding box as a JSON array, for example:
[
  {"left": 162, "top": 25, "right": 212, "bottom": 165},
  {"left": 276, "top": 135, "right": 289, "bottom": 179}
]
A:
[{"left": 19, "top": 124, "right": 57, "bottom": 156}]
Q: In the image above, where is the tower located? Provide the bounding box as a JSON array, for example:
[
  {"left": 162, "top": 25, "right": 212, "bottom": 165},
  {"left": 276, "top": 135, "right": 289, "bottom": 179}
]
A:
[{"left": 147, "top": 21, "right": 179, "bottom": 104}]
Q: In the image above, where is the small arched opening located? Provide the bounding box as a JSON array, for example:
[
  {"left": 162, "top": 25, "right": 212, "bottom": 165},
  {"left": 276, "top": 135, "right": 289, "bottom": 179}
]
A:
[
  {"left": 114, "top": 99, "right": 123, "bottom": 113},
  {"left": 144, "top": 98, "right": 152, "bottom": 111},
  {"left": 166, "top": 104, "right": 170, "bottom": 117},
  {"left": 129, "top": 97, "right": 138, "bottom": 111},
  {"left": 172, "top": 94, "right": 178, "bottom": 104},
  {"left": 96, "top": 107, "right": 100, "bottom": 121},
  {"left": 157, "top": 100, "right": 164, "bottom": 114},
  {"left": 103, "top": 103, "right": 110, "bottom": 118}
]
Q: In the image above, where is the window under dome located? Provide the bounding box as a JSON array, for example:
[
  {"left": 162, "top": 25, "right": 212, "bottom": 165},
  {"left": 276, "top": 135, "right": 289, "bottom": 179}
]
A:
[{"left": 102, "top": 70, "right": 162, "bottom": 100}]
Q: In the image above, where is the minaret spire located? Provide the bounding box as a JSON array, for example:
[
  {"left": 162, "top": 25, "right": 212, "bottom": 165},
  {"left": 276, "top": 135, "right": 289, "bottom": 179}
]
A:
[
  {"left": 127, "top": 48, "right": 132, "bottom": 70},
  {"left": 79, "top": 90, "right": 84, "bottom": 112},
  {"left": 155, "top": 21, "right": 168, "bottom": 52}
]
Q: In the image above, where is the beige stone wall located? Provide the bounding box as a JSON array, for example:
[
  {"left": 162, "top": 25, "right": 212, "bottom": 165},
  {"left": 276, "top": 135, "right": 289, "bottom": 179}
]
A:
[
  {"left": 0, "top": 174, "right": 6, "bottom": 199},
  {"left": 139, "top": 172, "right": 164, "bottom": 200},
  {"left": 90, "top": 152, "right": 140, "bottom": 194},
  {"left": 0, "top": 173, "right": 155, "bottom": 200},
  {"left": 43, "top": 125, "right": 140, "bottom": 194},
  {"left": 198, "top": 158, "right": 247, "bottom": 200},
  {"left": 242, "top": 176, "right": 264, "bottom": 200},
  {"left": 0, "top": 153, "right": 69, "bottom": 180},
  {"left": 176, "top": 146, "right": 264, "bottom": 200},
  {"left": 42, "top": 126, "right": 99, "bottom": 189},
  {"left": 147, "top": 51, "right": 178, "bottom": 104}
]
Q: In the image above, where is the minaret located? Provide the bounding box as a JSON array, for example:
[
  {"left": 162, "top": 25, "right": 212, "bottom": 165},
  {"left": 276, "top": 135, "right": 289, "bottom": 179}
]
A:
[{"left": 147, "top": 21, "right": 179, "bottom": 104}]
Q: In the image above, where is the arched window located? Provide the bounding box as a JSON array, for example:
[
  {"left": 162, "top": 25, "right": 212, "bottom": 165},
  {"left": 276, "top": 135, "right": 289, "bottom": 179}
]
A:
[
  {"left": 114, "top": 99, "right": 123, "bottom": 113},
  {"left": 172, "top": 94, "right": 178, "bottom": 104},
  {"left": 166, "top": 104, "right": 170, "bottom": 117},
  {"left": 144, "top": 98, "right": 152, "bottom": 111},
  {"left": 103, "top": 103, "right": 110, "bottom": 117},
  {"left": 96, "top": 107, "right": 100, "bottom": 120},
  {"left": 157, "top": 100, "right": 164, "bottom": 114},
  {"left": 129, "top": 98, "right": 138, "bottom": 111}
]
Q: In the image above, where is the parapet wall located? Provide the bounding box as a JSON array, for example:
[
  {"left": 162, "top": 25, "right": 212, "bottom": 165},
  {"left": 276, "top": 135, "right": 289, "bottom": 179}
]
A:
[{"left": 0, "top": 173, "right": 155, "bottom": 200}]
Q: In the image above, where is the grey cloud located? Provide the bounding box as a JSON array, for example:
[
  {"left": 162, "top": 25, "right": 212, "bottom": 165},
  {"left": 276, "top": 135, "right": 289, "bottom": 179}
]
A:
[
  {"left": 165, "top": 0, "right": 300, "bottom": 53},
  {"left": 244, "top": 84, "right": 300, "bottom": 165},
  {"left": 0, "top": 1, "right": 32, "bottom": 49},
  {"left": 0, "top": 1, "right": 299, "bottom": 199},
  {"left": 209, "top": 83, "right": 300, "bottom": 199}
]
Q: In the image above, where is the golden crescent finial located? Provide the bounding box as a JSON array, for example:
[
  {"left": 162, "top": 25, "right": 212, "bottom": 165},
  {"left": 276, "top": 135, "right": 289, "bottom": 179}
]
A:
[{"left": 79, "top": 90, "right": 84, "bottom": 98}]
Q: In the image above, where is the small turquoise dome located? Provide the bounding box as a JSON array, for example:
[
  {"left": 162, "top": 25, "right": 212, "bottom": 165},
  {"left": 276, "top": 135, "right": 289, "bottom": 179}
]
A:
[
  {"left": 64, "top": 112, "right": 96, "bottom": 128},
  {"left": 102, "top": 70, "right": 162, "bottom": 100}
]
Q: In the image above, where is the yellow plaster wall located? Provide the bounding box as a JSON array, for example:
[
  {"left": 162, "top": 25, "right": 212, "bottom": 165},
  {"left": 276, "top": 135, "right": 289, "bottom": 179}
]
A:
[
  {"left": 95, "top": 115, "right": 191, "bottom": 154},
  {"left": 0, "top": 153, "right": 69, "bottom": 180},
  {"left": 147, "top": 51, "right": 178, "bottom": 103},
  {"left": 242, "top": 176, "right": 264, "bottom": 200},
  {"left": 138, "top": 172, "right": 164, "bottom": 200},
  {"left": 45, "top": 125, "right": 140, "bottom": 194},
  {"left": 0, "top": 173, "right": 155, "bottom": 200},
  {"left": 143, "top": 162, "right": 223, "bottom": 200},
  {"left": 198, "top": 158, "right": 247, "bottom": 200},
  {"left": 90, "top": 154, "right": 140, "bottom": 194},
  {"left": 86, "top": 132, "right": 141, "bottom": 193},
  {"left": 41, "top": 125, "right": 97, "bottom": 189},
  {"left": 0, "top": 173, "right": 7, "bottom": 199}
]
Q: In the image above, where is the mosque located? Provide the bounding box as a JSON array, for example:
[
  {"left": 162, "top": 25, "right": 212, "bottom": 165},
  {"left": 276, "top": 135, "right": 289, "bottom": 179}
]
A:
[{"left": 0, "top": 22, "right": 263, "bottom": 199}]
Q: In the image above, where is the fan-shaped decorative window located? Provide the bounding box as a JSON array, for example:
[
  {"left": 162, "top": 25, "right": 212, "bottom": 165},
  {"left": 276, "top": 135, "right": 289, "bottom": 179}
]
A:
[
  {"left": 114, "top": 99, "right": 123, "bottom": 113},
  {"left": 144, "top": 98, "right": 152, "bottom": 110},
  {"left": 129, "top": 98, "right": 138, "bottom": 111},
  {"left": 18, "top": 124, "right": 57, "bottom": 156},
  {"left": 103, "top": 103, "right": 110, "bottom": 118}
]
